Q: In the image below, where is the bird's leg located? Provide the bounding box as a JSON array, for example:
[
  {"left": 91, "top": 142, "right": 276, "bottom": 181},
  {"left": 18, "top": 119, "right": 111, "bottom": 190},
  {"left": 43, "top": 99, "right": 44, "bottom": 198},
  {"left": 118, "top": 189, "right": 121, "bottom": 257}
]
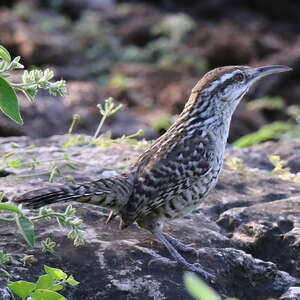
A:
[
  {"left": 150, "top": 231, "right": 215, "bottom": 282},
  {"left": 105, "top": 210, "right": 117, "bottom": 224},
  {"left": 163, "top": 232, "right": 199, "bottom": 255},
  {"left": 139, "top": 233, "right": 197, "bottom": 253}
]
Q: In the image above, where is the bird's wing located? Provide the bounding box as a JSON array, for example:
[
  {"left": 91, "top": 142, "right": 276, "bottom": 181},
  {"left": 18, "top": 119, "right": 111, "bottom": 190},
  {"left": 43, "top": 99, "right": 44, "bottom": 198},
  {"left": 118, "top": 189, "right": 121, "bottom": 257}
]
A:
[{"left": 122, "top": 128, "right": 215, "bottom": 224}]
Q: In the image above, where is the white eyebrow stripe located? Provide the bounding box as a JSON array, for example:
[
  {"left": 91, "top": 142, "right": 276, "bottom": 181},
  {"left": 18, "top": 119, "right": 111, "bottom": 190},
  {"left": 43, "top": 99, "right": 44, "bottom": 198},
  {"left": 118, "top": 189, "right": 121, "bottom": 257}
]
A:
[
  {"left": 203, "top": 70, "right": 240, "bottom": 95},
  {"left": 205, "top": 80, "right": 219, "bottom": 93},
  {"left": 220, "top": 72, "right": 235, "bottom": 81}
]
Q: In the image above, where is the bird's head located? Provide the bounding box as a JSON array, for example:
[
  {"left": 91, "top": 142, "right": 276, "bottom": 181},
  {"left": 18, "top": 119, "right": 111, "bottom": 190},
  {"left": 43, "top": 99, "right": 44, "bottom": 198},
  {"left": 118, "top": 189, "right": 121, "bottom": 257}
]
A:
[{"left": 191, "top": 65, "right": 292, "bottom": 116}]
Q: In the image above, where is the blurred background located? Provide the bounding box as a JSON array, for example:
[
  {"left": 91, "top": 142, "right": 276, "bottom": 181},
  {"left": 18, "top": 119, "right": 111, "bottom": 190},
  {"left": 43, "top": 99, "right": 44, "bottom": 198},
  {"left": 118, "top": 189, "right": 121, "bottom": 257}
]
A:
[{"left": 0, "top": 0, "right": 300, "bottom": 146}]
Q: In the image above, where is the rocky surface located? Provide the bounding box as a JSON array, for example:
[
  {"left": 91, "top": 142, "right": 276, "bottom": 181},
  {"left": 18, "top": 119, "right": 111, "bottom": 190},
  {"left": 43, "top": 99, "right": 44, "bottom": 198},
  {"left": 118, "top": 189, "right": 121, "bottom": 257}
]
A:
[{"left": 1, "top": 136, "right": 300, "bottom": 299}]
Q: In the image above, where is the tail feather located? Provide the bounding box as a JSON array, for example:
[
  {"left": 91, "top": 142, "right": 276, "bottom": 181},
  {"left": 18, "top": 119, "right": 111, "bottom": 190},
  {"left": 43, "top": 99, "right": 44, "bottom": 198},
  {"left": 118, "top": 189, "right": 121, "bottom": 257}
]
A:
[{"left": 14, "top": 174, "right": 134, "bottom": 210}]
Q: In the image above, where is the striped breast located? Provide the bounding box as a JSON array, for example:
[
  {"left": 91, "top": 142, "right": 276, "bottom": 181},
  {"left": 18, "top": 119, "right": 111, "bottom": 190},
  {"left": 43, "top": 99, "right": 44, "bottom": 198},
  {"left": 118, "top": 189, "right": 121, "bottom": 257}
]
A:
[{"left": 120, "top": 125, "right": 218, "bottom": 227}]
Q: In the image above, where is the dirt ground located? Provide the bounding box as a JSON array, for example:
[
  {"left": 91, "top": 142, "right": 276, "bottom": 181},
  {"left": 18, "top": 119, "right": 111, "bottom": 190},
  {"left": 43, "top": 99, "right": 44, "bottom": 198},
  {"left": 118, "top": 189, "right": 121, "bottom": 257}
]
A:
[{"left": 0, "top": 0, "right": 300, "bottom": 141}]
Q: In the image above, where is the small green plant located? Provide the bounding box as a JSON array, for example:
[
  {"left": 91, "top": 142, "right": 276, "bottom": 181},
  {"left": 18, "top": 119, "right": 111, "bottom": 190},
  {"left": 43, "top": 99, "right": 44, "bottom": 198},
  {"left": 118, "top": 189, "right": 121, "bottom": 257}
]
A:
[
  {"left": 63, "top": 97, "right": 139, "bottom": 149},
  {"left": 0, "top": 98, "right": 146, "bottom": 184},
  {"left": 0, "top": 201, "right": 85, "bottom": 248},
  {"left": 234, "top": 97, "right": 300, "bottom": 147},
  {"left": 0, "top": 249, "right": 11, "bottom": 279},
  {"left": 110, "top": 73, "right": 135, "bottom": 90},
  {"left": 8, "top": 265, "right": 79, "bottom": 300},
  {"left": 92, "top": 97, "right": 123, "bottom": 141},
  {"left": 269, "top": 155, "right": 300, "bottom": 183},
  {"left": 247, "top": 96, "right": 285, "bottom": 111},
  {"left": 151, "top": 114, "right": 175, "bottom": 132},
  {"left": 233, "top": 121, "right": 293, "bottom": 148},
  {"left": 41, "top": 238, "right": 57, "bottom": 254},
  {"left": 184, "top": 272, "right": 276, "bottom": 300},
  {"left": 152, "top": 13, "right": 196, "bottom": 43},
  {"left": 62, "top": 114, "right": 86, "bottom": 149},
  {"left": 62, "top": 134, "right": 86, "bottom": 149},
  {"left": 223, "top": 156, "right": 246, "bottom": 172},
  {"left": 95, "top": 129, "right": 147, "bottom": 150},
  {"left": 0, "top": 45, "right": 67, "bottom": 124},
  {"left": 89, "top": 97, "right": 149, "bottom": 150},
  {"left": 184, "top": 272, "right": 240, "bottom": 300},
  {"left": 0, "top": 150, "right": 79, "bottom": 184},
  {"left": 120, "top": 13, "right": 205, "bottom": 72},
  {"left": 184, "top": 272, "right": 221, "bottom": 300}
]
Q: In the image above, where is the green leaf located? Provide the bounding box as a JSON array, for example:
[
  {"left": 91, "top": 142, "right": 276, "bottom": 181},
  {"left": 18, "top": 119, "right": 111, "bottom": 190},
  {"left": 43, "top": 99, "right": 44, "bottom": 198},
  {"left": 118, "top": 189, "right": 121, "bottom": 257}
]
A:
[
  {"left": 10, "top": 159, "right": 21, "bottom": 168},
  {"left": 51, "top": 284, "right": 63, "bottom": 292},
  {"left": 16, "top": 215, "right": 35, "bottom": 247},
  {"left": 32, "top": 289, "right": 67, "bottom": 300},
  {"left": 0, "top": 202, "right": 22, "bottom": 214},
  {"left": 0, "top": 249, "right": 10, "bottom": 264},
  {"left": 22, "top": 84, "right": 38, "bottom": 102},
  {"left": 10, "top": 56, "right": 23, "bottom": 69},
  {"left": 0, "top": 45, "right": 11, "bottom": 62},
  {"left": 0, "top": 267, "right": 10, "bottom": 278},
  {"left": 184, "top": 272, "right": 220, "bottom": 300},
  {"left": 44, "top": 265, "right": 67, "bottom": 280},
  {"left": 66, "top": 275, "right": 80, "bottom": 286},
  {"left": 8, "top": 281, "right": 36, "bottom": 300},
  {"left": 36, "top": 274, "right": 54, "bottom": 290},
  {"left": 0, "top": 77, "right": 23, "bottom": 124}
]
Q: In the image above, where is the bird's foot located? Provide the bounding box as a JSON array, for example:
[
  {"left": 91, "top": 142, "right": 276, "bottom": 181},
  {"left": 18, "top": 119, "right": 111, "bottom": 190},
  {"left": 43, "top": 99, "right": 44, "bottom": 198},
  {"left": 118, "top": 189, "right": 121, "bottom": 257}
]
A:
[
  {"left": 163, "top": 233, "right": 199, "bottom": 256},
  {"left": 148, "top": 256, "right": 215, "bottom": 283},
  {"left": 151, "top": 231, "right": 215, "bottom": 282},
  {"left": 148, "top": 257, "right": 177, "bottom": 268},
  {"left": 139, "top": 237, "right": 164, "bottom": 247},
  {"left": 141, "top": 233, "right": 201, "bottom": 255},
  {"left": 185, "top": 262, "right": 216, "bottom": 283}
]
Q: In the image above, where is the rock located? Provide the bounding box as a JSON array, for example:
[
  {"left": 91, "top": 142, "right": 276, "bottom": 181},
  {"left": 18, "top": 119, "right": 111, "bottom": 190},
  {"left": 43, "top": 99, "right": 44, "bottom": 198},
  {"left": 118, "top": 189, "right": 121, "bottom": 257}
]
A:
[
  {"left": 217, "top": 197, "right": 300, "bottom": 279},
  {"left": 199, "top": 21, "right": 257, "bottom": 68},
  {"left": 158, "top": 78, "right": 197, "bottom": 114},
  {"left": 1, "top": 136, "right": 300, "bottom": 299},
  {"left": 0, "top": 8, "right": 74, "bottom": 65},
  {"left": 250, "top": 0, "right": 300, "bottom": 19},
  {"left": 0, "top": 118, "right": 25, "bottom": 137},
  {"left": 250, "top": 44, "right": 300, "bottom": 106},
  {"left": 57, "top": 0, "right": 116, "bottom": 18},
  {"left": 115, "top": 3, "right": 161, "bottom": 46},
  {"left": 281, "top": 287, "right": 300, "bottom": 300}
]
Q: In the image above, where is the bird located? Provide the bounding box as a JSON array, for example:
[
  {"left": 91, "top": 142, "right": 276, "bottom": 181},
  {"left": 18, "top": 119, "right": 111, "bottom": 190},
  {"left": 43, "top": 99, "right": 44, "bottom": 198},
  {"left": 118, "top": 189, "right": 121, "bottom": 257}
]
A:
[{"left": 14, "top": 65, "right": 291, "bottom": 281}]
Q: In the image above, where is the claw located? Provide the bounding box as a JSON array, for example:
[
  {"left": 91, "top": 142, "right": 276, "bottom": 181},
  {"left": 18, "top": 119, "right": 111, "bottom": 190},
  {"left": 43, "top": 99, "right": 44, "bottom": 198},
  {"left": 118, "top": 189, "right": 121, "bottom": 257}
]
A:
[
  {"left": 106, "top": 210, "right": 117, "bottom": 224},
  {"left": 187, "top": 263, "right": 216, "bottom": 283},
  {"left": 150, "top": 231, "right": 215, "bottom": 282},
  {"left": 148, "top": 256, "right": 216, "bottom": 283},
  {"left": 163, "top": 233, "right": 199, "bottom": 256},
  {"left": 148, "top": 257, "right": 177, "bottom": 268},
  {"left": 139, "top": 237, "right": 163, "bottom": 247}
]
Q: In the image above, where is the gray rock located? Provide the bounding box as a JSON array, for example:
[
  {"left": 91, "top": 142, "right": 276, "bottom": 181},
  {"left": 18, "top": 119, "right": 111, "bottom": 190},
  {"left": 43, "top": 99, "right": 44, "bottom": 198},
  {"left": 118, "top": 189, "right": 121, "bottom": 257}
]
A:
[
  {"left": 1, "top": 136, "right": 300, "bottom": 299},
  {"left": 281, "top": 287, "right": 300, "bottom": 300}
]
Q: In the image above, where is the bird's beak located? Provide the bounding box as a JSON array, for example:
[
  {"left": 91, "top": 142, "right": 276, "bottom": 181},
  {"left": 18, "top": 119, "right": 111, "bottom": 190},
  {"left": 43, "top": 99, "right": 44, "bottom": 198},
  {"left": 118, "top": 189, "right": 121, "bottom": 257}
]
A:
[{"left": 250, "top": 65, "right": 292, "bottom": 83}]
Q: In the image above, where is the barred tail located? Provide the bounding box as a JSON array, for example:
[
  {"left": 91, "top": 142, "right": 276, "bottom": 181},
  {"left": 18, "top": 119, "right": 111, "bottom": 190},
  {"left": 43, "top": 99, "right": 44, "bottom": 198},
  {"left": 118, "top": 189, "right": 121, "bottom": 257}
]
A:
[{"left": 14, "top": 174, "right": 133, "bottom": 210}]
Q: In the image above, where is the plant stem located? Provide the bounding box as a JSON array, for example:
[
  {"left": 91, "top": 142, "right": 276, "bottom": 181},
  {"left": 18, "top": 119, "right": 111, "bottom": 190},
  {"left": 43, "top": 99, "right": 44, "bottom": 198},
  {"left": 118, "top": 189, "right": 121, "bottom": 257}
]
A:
[
  {"left": 16, "top": 171, "right": 51, "bottom": 178},
  {"left": 0, "top": 217, "right": 15, "bottom": 222},
  {"left": 31, "top": 212, "right": 66, "bottom": 222},
  {"left": 10, "top": 83, "right": 37, "bottom": 89},
  {"left": 92, "top": 114, "right": 107, "bottom": 141}
]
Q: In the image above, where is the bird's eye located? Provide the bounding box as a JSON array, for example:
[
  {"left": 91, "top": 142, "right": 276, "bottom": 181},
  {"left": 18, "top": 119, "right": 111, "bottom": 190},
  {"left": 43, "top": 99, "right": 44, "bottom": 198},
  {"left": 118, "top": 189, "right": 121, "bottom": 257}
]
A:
[{"left": 234, "top": 73, "right": 244, "bottom": 82}]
